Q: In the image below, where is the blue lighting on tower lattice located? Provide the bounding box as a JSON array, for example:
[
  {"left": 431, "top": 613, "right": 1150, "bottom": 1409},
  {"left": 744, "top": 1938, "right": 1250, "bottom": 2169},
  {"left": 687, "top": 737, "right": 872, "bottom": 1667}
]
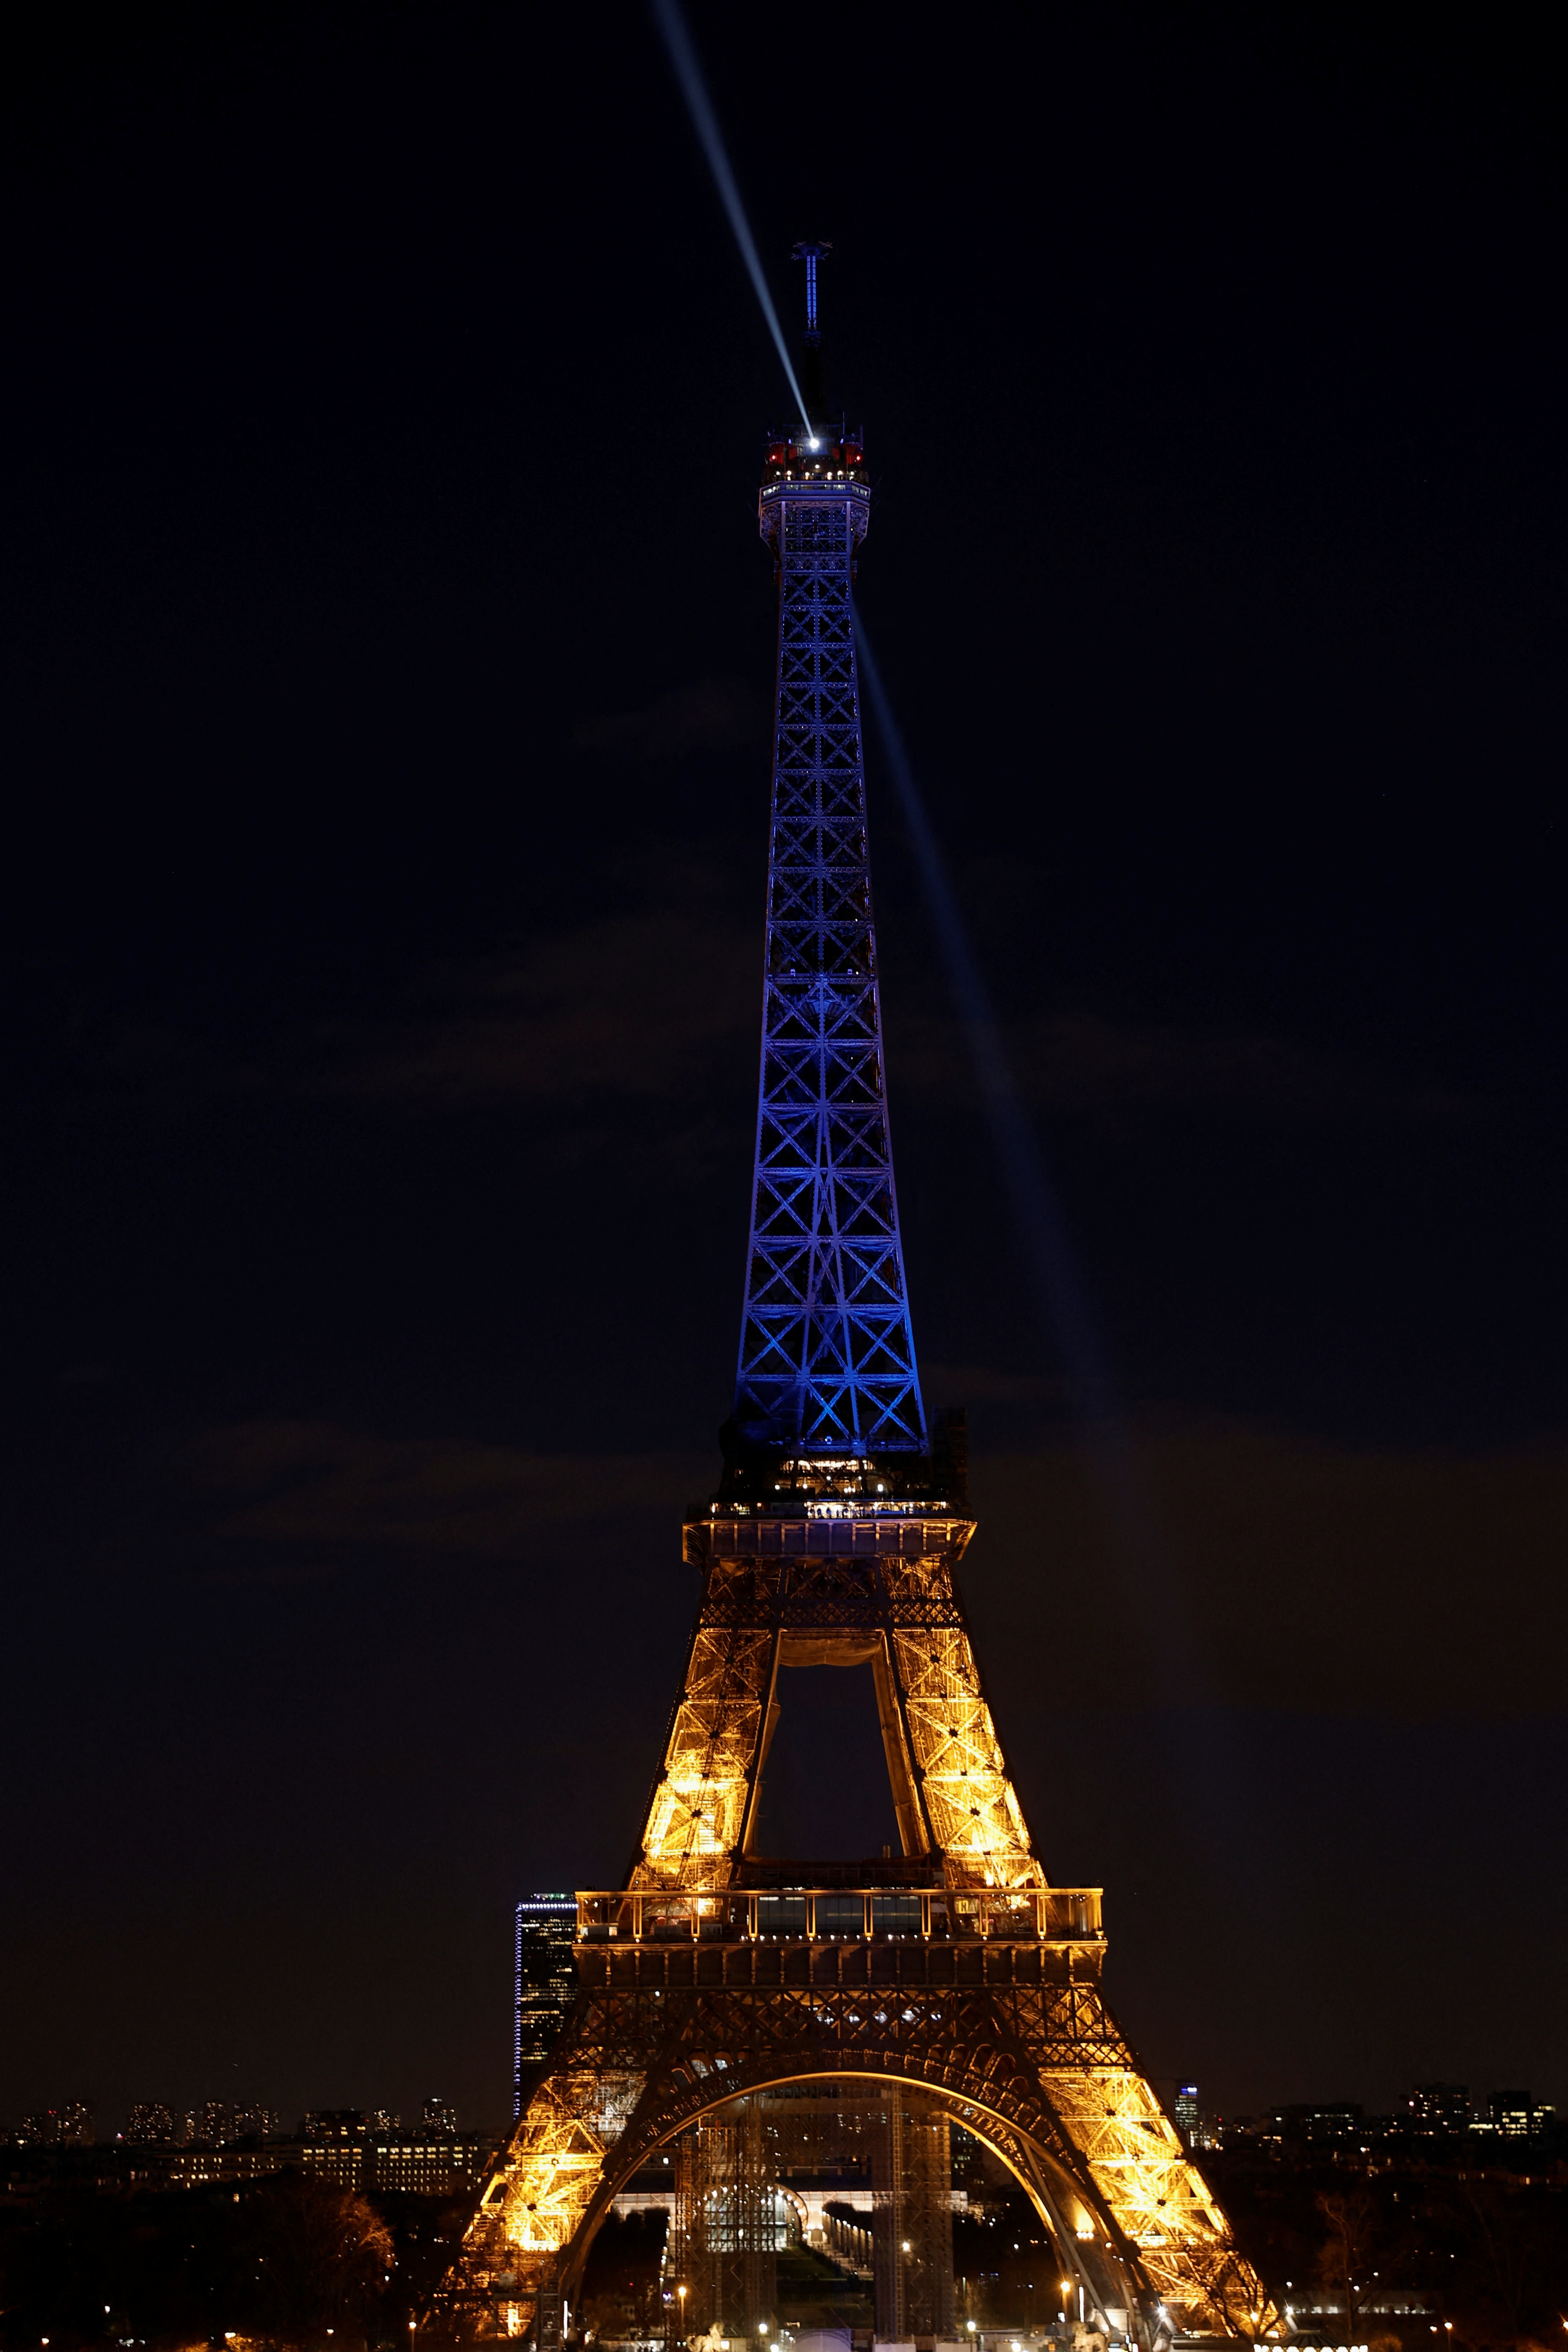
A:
[
  {"left": 734, "top": 349, "right": 925, "bottom": 1458},
  {"left": 793, "top": 238, "right": 830, "bottom": 345}
]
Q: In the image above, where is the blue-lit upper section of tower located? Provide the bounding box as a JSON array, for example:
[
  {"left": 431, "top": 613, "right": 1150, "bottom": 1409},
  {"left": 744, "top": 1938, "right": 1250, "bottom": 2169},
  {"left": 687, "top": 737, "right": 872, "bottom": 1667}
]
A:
[{"left": 731, "top": 417, "right": 928, "bottom": 1464}]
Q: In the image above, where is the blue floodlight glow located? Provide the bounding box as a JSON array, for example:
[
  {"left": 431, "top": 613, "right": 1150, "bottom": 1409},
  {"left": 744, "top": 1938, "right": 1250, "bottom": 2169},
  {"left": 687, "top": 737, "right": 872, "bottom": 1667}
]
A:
[
  {"left": 648, "top": 0, "right": 813, "bottom": 434},
  {"left": 803, "top": 249, "right": 821, "bottom": 334},
  {"left": 732, "top": 502, "right": 924, "bottom": 1457},
  {"left": 853, "top": 612, "right": 1215, "bottom": 1704},
  {"left": 853, "top": 615, "right": 1113, "bottom": 1418}
]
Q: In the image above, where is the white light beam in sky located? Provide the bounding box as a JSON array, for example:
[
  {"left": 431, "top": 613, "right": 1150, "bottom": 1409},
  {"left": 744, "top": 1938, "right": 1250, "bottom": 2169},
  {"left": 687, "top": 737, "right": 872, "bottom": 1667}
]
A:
[{"left": 648, "top": 0, "right": 813, "bottom": 433}]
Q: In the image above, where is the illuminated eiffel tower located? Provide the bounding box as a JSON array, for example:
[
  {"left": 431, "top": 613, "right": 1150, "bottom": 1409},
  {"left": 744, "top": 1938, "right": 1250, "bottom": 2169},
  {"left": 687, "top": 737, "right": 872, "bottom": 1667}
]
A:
[{"left": 443, "top": 261, "right": 1275, "bottom": 2352}]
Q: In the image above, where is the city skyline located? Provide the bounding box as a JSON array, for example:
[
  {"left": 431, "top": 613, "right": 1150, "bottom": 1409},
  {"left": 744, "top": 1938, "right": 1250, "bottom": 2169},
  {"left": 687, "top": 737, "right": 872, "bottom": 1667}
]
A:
[{"left": 12, "top": 2066, "right": 1557, "bottom": 2155}]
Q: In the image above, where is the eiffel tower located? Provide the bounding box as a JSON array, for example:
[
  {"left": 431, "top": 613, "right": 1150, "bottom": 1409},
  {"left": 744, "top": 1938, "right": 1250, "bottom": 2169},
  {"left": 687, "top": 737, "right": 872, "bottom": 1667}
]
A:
[{"left": 444, "top": 262, "right": 1276, "bottom": 2352}]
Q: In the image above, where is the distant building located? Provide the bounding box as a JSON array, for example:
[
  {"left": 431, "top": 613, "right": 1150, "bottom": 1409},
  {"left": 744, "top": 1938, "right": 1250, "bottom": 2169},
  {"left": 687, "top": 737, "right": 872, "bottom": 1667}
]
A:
[
  {"left": 298, "top": 2139, "right": 367, "bottom": 2189},
  {"left": 1407, "top": 2083, "right": 1470, "bottom": 2135},
  {"left": 182, "top": 2100, "right": 275, "bottom": 2145},
  {"left": 298, "top": 2129, "right": 497, "bottom": 2195},
  {"left": 368, "top": 2133, "right": 496, "bottom": 2195},
  {"left": 370, "top": 2108, "right": 402, "bottom": 2131},
  {"left": 515, "top": 1893, "right": 577, "bottom": 2115},
  {"left": 18, "top": 2102, "right": 93, "bottom": 2146},
  {"left": 422, "top": 2096, "right": 459, "bottom": 2135},
  {"left": 1489, "top": 2089, "right": 1545, "bottom": 2139},
  {"left": 1277, "top": 2102, "right": 1367, "bottom": 2146},
  {"left": 125, "top": 2103, "right": 176, "bottom": 2144},
  {"left": 301, "top": 2109, "right": 369, "bottom": 2141},
  {"left": 297, "top": 2117, "right": 369, "bottom": 2154},
  {"left": 1172, "top": 2085, "right": 1200, "bottom": 2145},
  {"left": 166, "top": 2146, "right": 289, "bottom": 2187}
]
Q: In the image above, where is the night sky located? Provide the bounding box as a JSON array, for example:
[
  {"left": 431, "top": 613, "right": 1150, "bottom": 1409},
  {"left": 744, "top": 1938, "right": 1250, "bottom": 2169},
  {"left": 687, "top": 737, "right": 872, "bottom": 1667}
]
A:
[{"left": 3, "top": 3, "right": 1565, "bottom": 2137}]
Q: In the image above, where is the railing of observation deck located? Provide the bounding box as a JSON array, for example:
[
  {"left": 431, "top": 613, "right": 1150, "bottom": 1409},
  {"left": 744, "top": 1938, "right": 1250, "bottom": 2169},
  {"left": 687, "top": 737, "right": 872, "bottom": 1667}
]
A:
[{"left": 575, "top": 1888, "right": 1102, "bottom": 1946}]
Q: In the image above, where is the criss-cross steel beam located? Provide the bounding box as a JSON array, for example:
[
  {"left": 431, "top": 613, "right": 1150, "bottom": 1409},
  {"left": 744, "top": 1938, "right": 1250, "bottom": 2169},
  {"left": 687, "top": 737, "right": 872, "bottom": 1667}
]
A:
[{"left": 735, "top": 441, "right": 925, "bottom": 1456}]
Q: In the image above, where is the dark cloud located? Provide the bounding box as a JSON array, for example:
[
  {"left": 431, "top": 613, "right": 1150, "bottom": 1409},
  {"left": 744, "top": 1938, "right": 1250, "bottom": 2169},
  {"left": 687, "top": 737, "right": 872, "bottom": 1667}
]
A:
[
  {"left": 573, "top": 678, "right": 762, "bottom": 759},
  {"left": 922, "top": 1360, "right": 1072, "bottom": 1409},
  {"left": 187, "top": 1417, "right": 712, "bottom": 1576},
  {"left": 891, "top": 1008, "right": 1478, "bottom": 1124},
  {"left": 80, "top": 1394, "right": 1568, "bottom": 1723},
  {"left": 968, "top": 1409, "right": 1568, "bottom": 1720},
  {"left": 303, "top": 899, "right": 757, "bottom": 1110},
  {"left": 68, "top": 873, "right": 761, "bottom": 1129},
  {"left": 312, "top": 977, "right": 1465, "bottom": 1130},
  {"left": 62, "top": 887, "right": 1471, "bottom": 1141}
]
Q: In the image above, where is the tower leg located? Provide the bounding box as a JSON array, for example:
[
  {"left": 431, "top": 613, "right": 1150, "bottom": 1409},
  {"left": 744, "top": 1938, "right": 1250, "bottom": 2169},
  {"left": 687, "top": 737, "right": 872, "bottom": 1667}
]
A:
[
  {"left": 874, "top": 2086, "right": 954, "bottom": 2344},
  {"left": 535, "top": 2260, "right": 563, "bottom": 2352},
  {"left": 673, "top": 2098, "right": 779, "bottom": 2340},
  {"left": 738, "top": 2095, "right": 777, "bottom": 2338}
]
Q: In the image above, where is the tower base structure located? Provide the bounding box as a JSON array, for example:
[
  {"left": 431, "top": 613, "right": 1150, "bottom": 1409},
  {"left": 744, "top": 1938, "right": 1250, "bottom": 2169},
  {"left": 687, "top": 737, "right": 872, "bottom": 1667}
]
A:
[{"left": 439, "top": 1493, "right": 1277, "bottom": 2349}]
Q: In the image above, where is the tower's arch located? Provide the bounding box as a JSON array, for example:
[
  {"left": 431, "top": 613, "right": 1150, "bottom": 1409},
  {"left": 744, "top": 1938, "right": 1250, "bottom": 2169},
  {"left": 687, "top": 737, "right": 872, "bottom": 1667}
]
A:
[
  {"left": 555, "top": 2063, "right": 1155, "bottom": 2337},
  {"left": 455, "top": 1942, "right": 1273, "bottom": 2349}
]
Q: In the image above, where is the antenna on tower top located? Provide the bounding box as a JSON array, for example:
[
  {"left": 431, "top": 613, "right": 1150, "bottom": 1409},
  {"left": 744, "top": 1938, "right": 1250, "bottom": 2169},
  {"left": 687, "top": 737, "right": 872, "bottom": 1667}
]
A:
[{"left": 792, "top": 240, "right": 831, "bottom": 346}]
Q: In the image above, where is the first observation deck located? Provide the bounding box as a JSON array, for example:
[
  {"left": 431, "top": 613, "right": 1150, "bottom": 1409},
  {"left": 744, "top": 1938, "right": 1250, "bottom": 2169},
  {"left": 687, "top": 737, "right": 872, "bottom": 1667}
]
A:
[{"left": 572, "top": 1883, "right": 1106, "bottom": 1992}]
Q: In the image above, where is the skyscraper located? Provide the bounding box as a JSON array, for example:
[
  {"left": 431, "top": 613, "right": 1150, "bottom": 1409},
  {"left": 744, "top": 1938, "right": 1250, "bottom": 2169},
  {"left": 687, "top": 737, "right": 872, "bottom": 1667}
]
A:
[
  {"left": 514, "top": 1894, "right": 577, "bottom": 2115},
  {"left": 1407, "top": 2082, "right": 1471, "bottom": 2135},
  {"left": 1489, "top": 2089, "right": 1544, "bottom": 2139},
  {"left": 19, "top": 2101, "right": 93, "bottom": 2146},
  {"left": 124, "top": 2102, "right": 176, "bottom": 2144}
]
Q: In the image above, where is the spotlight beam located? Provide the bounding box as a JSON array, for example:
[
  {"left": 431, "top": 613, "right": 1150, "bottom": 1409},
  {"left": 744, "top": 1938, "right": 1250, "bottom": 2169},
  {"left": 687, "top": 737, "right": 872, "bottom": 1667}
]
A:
[
  {"left": 854, "top": 611, "right": 1215, "bottom": 1703},
  {"left": 648, "top": 0, "right": 813, "bottom": 433}
]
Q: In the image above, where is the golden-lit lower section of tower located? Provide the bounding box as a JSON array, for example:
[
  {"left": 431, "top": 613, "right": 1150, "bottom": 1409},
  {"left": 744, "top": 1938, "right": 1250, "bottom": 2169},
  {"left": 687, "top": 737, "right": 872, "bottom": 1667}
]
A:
[
  {"left": 890, "top": 1623, "right": 1040, "bottom": 1882},
  {"left": 438, "top": 1507, "right": 1279, "bottom": 2348},
  {"left": 485, "top": 2074, "right": 619, "bottom": 2260},
  {"left": 632, "top": 1514, "right": 1042, "bottom": 1893},
  {"left": 1036, "top": 2049, "right": 1262, "bottom": 2332},
  {"left": 633, "top": 1622, "right": 771, "bottom": 1886},
  {"left": 457, "top": 1933, "right": 1277, "bottom": 2346}
]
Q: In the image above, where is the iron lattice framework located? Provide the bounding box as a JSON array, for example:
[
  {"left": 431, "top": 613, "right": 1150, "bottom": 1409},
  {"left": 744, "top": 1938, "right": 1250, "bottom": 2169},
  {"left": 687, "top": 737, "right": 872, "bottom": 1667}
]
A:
[
  {"left": 733, "top": 461, "right": 924, "bottom": 1455},
  {"left": 632, "top": 1516, "right": 1039, "bottom": 1895},
  {"left": 669, "top": 2095, "right": 780, "bottom": 2333},
  {"left": 873, "top": 2083, "right": 954, "bottom": 2340},
  {"left": 437, "top": 408, "right": 1278, "bottom": 2352}
]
